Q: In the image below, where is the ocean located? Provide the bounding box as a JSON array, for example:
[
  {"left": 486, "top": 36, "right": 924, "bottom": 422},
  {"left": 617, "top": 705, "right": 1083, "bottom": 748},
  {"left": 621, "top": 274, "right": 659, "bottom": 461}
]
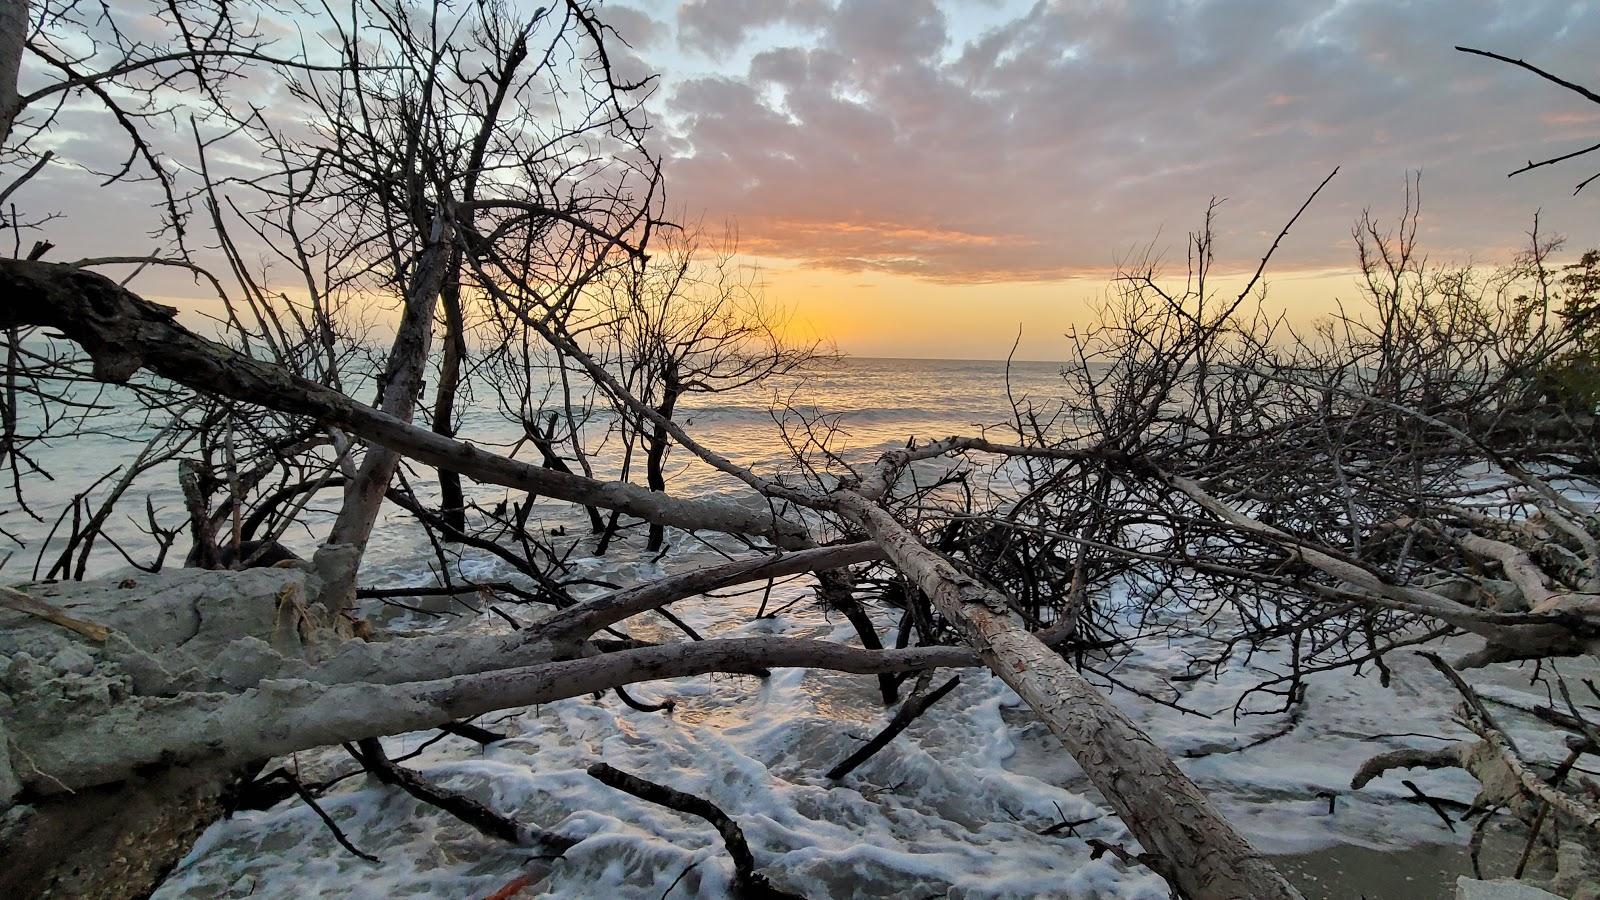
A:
[{"left": 4, "top": 356, "right": 1570, "bottom": 897}]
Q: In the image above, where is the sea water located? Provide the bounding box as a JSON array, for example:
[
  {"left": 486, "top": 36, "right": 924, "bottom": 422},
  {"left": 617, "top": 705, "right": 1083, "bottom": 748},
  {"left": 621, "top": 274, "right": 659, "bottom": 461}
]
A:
[{"left": 3, "top": 357, "right": 1583, "bottom": 898}]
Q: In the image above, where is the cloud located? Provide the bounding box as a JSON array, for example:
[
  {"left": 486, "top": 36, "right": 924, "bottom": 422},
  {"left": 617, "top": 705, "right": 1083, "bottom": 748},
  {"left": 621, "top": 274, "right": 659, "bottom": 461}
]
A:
[
  {"left": 657, "top": 0, "right": 1600, "bottom": 282},
  {"left": 677, "top": 0, "right": 831, "bottom": 55},
  {"left": 12, "top": 0, "right": 1599, "bottom": 296},
  {"left": 602, "top": 5, "right": 668, "bottom": 49}
]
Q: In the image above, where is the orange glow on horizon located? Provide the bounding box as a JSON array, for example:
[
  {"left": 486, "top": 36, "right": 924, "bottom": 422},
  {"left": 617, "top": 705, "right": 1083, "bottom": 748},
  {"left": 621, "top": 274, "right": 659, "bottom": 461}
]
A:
[
  {"left": 754, "top": 256, "right": 1370, "bottom": 360},
  {"left": 143, "top": 259, "right": 1376, "bottom": 363}
]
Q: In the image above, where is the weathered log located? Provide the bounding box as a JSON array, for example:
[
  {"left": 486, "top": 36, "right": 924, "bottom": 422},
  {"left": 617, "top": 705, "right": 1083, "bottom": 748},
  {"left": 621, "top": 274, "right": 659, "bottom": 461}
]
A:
[
  {"left": 830, "top": 489, "right": 1304, "bottom": 900},
  {"left": 1, "top": 568, "right": 976, "bottom": 800},
  {"left": 0, "top": 568, "right": 333, "bottom": 898},
  {"left": 0, "top": 548, "right": 971, "bottom": 891},
  {"left": 14, "top": 634, "right": 975, "bottom": 799}
]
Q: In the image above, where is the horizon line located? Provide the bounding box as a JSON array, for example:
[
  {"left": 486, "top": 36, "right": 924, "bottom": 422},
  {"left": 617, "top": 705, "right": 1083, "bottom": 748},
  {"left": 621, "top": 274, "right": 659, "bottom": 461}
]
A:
[{"left": 839, "top": 354, "right": 1067, "bottom": 364}]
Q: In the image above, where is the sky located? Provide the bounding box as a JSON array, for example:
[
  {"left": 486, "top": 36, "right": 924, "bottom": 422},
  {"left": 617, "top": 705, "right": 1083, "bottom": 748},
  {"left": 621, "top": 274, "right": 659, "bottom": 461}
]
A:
[
  {"left": 15, "top": 0, "right": 1600, "bottom": 361},
  {"left": 596, "top": 0, "right": 1599, "bottom": 358}
]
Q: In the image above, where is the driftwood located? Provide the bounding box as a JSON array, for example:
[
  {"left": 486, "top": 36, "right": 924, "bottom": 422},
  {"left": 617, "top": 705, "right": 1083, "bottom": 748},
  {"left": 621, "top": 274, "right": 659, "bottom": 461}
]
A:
[
  {"left": 348, "top": 737, "right": 576, "bottom": 851},
  {"left": 0, "top": 586, "right": 109, "bottom": 642},
  {"left": 9, "top": 4, "right": 1600, "bottom": 894},
  {"left": 13, "top": 219, "right": 1600, "bottom": 897},
  {"left": 827, "top": 673, "right": 960, "bottom": 780},
  {"left": 0, "top": 257, "right": 1307, "bottom": 899},
  {"left": 587, "top": 763, "right": 806, "bottom": 900},
  {"left": 1352, "top": 652, "right": 1600, "bottom": 893}
]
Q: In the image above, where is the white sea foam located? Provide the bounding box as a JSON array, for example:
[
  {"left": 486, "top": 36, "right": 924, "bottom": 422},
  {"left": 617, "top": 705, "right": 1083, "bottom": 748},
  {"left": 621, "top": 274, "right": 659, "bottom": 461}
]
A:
[
  {"left": 12, "top": 358, "right": 1593, "bottom": 898},
  {"left": 150, "top": 521, "right": 1594, "bottom": 899},
  {"left": 154, "top": 535, "right": 1172, "bottom": 899}
]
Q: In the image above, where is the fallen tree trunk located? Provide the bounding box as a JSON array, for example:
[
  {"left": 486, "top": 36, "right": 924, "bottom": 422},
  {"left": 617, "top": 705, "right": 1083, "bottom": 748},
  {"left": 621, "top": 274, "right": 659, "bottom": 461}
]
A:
[
  {"left": 3, "top": 259, "right": 1304, "bottom": 899},
  {"left": 0, "top": 568, "right": 331, "bottom": 898},
  {"left": 14, "top": 635, "right": 973, "bottom": 797},
  {"left": 2, "top": 559, "right": 957, "bottom": 892},
  {"left": 831, "top": 490, "right": 1304, "bottom": 900},
  {"left": 3, "top": 569, "right": 974, "bottom": 799}
]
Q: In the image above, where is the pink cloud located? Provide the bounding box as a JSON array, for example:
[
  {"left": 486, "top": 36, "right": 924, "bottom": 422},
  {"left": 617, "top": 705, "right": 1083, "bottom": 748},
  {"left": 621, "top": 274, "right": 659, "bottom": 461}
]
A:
[{"left": 654, "top": 0, "right": 1600, "bottom": 283}]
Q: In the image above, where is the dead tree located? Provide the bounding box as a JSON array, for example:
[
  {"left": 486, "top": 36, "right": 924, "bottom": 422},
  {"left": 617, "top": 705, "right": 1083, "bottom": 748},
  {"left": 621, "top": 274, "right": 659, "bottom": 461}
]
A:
[
  {"left": 15, "top": 4, "right": 1600, "bottom": 899},
  {"left": 0, "top": 117, "right": 1305, "bottom": 900},
  {"left": 589, "top": 229, "right": 826, "bottom": 551}
]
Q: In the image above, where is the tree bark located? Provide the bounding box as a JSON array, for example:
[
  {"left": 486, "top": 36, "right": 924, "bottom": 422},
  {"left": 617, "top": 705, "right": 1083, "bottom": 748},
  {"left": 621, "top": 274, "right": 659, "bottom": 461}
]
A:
[
  {"left": 315, "top": 216, "right": 452, "bottom": 619},
  {"left": 14, "top": 634, "right": 975, "bottom": 798},
  {"left": 0, "top": 0, "right": 24, "bottom": 146},
  {"left": 830, "top": 490, "right": 1302, "bottom": 900},
  {"left": 432, "top": 272, "right": 469, "bottom": 533},
  {"left": 327, "top": 217, "right": 451, "bottom": 550}
]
